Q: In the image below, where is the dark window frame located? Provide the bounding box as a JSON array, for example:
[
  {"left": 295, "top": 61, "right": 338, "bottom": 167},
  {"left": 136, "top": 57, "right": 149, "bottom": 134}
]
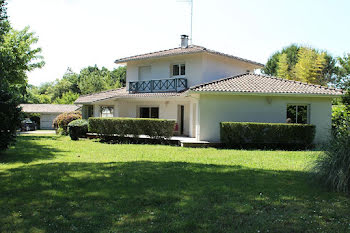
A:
[
  {"left": 139, "top": 106, "right": 159, "bottom": 118},
  {"left": 286, "top": 104, "right": 310, "bottom": 124},
  {"left": 172, "top": 63, "right": 185, "bottom": 76}
]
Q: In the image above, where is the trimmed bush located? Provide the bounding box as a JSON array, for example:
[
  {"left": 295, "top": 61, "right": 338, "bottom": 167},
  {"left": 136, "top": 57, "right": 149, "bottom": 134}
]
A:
[
  {"left": 89, "top": 117, "right": 176, "bottom": 139},
  {"left": 53, "top": 111, "right": 81, "bottom": 135},
  {"left": 68, "top": 119, "right": 88, "bottom": 140},
  {"left": 313, "top": 133, "right": 350, "bottom": 193},
  {"left": 220, "top": 122, "right": 315, "bottom": 148}
]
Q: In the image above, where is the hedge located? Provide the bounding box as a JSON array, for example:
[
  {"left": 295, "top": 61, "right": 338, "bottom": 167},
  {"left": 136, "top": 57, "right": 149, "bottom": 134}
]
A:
[
  {"left": 68, "top": 119, "right": 88, "bottom": 140},
  {"left": 88, "top": 117, "right": 176, "bottom": 139},
  {"left": 220, "top": 122, "right": 316, "bottom": 147}
]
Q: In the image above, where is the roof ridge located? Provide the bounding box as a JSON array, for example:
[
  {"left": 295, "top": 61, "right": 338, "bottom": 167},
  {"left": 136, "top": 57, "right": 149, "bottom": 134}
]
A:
[
  {"left": 114, "top": 44, "right": 264, "bottom": 67},
  {"left": 77, "top": 87, "right": 126, "bottom": 98},
  {"left": 114, "top": 45, "right": 205, "bottom": 63}
]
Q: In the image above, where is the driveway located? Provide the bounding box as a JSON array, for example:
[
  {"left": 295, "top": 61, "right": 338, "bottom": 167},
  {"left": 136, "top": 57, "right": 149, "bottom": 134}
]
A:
[{"left": 19, "top": 130, "right": 56, "bottom": 135}]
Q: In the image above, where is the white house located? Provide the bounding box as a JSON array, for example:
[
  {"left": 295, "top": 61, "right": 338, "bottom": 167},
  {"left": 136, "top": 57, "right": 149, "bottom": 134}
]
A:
[{"left": 75, "top": 35, "right": 343, "bottom": 143}]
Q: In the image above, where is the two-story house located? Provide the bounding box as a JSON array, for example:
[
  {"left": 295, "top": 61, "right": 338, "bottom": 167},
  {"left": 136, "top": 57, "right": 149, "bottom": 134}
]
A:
[{"left": 75, "top": 35, "right": 343, "bottom": 143}]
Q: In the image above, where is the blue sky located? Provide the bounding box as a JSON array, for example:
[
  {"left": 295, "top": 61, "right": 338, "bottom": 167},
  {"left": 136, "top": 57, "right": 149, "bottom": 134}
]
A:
[{"left": 7, "top": 0, "right": 350, "bottom": 85}]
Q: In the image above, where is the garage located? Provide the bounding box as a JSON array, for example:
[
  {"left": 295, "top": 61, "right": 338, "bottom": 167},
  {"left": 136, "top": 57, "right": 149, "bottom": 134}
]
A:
[{"left": 20, "top": 104, "right": 81, "bottom": 130}]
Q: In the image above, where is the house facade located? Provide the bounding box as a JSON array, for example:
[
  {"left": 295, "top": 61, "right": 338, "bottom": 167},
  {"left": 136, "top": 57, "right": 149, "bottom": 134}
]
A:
[{"left": 75, "top": 35, "right": 343, "bottom": 143}]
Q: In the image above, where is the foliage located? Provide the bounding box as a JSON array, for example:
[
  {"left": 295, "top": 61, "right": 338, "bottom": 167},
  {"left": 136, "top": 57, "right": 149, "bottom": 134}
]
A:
[
  {"left": 24, "top": 66, "right": 126, "bottom": 104},
  {"left": 0, "top": 83, "right": 22, "bottom": 151},
  {"left": 68, "top": 119, "right": 88, "bottom": 140},
  {"left": 89, "top": 117, "right": 175, "bottom": 139},
  {"left": 53, "top": 111, "right": 82, "bottom": 135},
  {"left": 336, "top": 53, "right": 350, "bottom": 89},
  {"left": 262, "top": 44, "right": 300, "bottom": 76},
  {"left": 53, "top": 91, "right": 79, "bottom": 104},
  {"left": 313, "top": 133, "right": 350, "bottom": 194},
  {"left": 220, "top": 122, "right": 315, "bottom": 148},
  {"left": 332, "top": 105, "right": 350, "bottom": 136},
  {"left": 262, "top": 44, "right": 336, "bottom": 85},
  {"left": 293, "top": 47, "right": 328, "bottom": 85},
  {"left": 1, "top": 134, "right": 349, "bottom": 232},
  {"left": 78, "top": 65, "right": 123, "bottom": 95},
  {"left": 0, "top": 0, "right": 43, "bottom": 151}
]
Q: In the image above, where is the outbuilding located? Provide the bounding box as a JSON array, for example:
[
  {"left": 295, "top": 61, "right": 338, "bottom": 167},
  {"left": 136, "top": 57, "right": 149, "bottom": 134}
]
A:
[{"left": 20, "top": 104, "right": 81, "bottom": 129}]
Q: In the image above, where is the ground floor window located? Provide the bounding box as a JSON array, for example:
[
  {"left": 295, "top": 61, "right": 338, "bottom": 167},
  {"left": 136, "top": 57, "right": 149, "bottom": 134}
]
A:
[
  {"left": 100, "top": 106, "right": 114, "bottom": 117},
  {"left": 83, "top": 105, "right": 94, "bottom": 119},
  {"left": 139, "top": 107, "right": 159, "bottom": 118},
  {"left": 286, "top": 104, "right": 309, "bottom": 124}
]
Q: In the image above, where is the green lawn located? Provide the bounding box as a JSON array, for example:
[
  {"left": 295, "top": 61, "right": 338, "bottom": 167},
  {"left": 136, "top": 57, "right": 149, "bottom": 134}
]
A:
[{"left": 0, "top": 135, "right": 349, "bottom": 233}]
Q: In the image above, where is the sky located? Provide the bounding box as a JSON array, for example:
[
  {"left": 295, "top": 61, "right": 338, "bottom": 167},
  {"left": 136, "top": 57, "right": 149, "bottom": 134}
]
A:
[{"left": 6, "top": 0, "right": 350, "bottom": 86}]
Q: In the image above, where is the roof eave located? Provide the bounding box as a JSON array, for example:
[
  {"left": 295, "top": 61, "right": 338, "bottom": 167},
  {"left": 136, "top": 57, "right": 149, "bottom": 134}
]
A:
[{"left": 188, "top": 90, "right": 343, "bottom": 98}]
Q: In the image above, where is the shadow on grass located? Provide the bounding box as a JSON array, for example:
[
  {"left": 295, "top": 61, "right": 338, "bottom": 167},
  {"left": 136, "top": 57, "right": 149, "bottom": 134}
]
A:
[
  {"left": 0, "top": 135, "right": 65, "bottom": 164},
  {"left": 0, "top": 162, "right": 349, "bottom": 233}
]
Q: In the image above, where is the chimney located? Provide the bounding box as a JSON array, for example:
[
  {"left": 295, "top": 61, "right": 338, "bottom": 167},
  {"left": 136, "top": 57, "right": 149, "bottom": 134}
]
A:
[{"left": 181, "top": 35, "right": 189, "bottom": 48}]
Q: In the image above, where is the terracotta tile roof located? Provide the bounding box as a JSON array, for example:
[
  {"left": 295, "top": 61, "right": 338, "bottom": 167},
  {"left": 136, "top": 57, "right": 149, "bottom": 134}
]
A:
[
  {"left": 190, "top": 73, "right": 344, "bottom": 96},
  {"left": 20, "top": 104, "right": 81, "bottom": 113},
  {"left": 74, "top": 87, "right": 185, "bottom": 104},
  {"left": 114, "top": 45, "right": 264, "bottom": 67}
]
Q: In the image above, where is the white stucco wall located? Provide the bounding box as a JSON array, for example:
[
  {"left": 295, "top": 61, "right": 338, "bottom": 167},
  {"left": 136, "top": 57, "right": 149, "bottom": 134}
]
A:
[
  {"left": 202, "top": 54, "right": 257, "bottom": 83},
  {"left": 198, "top": 94, "right": 333, "bottom": 144},
  {"left": 91, "top": 98, "right": 192, "bottom": 136},
  {"left": 126, "top": 54, "right": 204, "bottom": 89},
  {"left": 126, "top": 53, "right": 261, "bottom": 90}
]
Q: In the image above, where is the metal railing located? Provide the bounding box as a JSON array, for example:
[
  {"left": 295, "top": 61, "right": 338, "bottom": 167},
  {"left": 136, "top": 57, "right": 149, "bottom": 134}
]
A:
[{"left": 129, "top": 78, "right": 187, "bottom": 93}]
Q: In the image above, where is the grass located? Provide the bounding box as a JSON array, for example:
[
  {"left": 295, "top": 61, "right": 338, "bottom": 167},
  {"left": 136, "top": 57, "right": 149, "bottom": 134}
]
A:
[{"left": 0, "top": 134, "right": 349, "bottom": 233}]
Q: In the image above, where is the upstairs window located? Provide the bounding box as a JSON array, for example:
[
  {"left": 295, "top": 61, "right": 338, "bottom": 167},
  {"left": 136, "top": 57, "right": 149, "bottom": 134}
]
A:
[
  {"left": 286, "top": 104, "right": 309, "bottom": 124},
  {"left": 172, "top": 64, "right": 185, "bottom": 76},
  {"left": 100, "top": 106, "right": 114, "bottom": 118}
]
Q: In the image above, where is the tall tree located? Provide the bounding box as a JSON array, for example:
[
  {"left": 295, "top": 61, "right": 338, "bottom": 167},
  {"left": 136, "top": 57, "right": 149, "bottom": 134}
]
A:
[
  {"left": 276, "top": 53, "right": 291, "bottom": 80},
  {"left": 263, "top": 44, "right": 300, "bottom": 76},
  {"left": 293, "top": 47, "right": 327, "bottom": 85},
  {"left": 0, "top": 0, "right": 44, "bottom": 151},
  {"left": 263, "top": 44, "right": 336, "bottom": 86}
]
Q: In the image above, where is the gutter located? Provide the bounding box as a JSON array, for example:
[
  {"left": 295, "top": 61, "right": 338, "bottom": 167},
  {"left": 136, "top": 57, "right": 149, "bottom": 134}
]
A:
[{"left": 186, "top": 90, "right": 344, "bottom": 98}]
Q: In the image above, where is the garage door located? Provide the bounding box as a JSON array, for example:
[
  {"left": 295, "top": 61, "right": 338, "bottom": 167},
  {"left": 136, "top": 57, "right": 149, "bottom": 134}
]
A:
[{"left": 40, "top": 114, "right": 58, "bottom": 129}]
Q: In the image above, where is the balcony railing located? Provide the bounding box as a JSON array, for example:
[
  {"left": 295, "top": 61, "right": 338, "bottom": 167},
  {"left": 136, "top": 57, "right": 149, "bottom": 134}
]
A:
[{"left": 129, "top": 78, "right": 187, "bottom": 93}]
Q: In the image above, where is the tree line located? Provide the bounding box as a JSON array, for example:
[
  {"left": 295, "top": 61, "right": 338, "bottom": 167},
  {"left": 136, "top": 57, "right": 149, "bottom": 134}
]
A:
[
  {"left": 25, "top": 65, "right": 126, "bottom": 105},
  {"left": 262, "top": 44, "right": 350, "bottom": 89}
]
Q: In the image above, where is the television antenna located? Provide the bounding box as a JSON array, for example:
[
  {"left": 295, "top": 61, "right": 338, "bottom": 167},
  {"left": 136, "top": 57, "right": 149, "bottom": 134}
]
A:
[{"left": 177, "top": 0, "right": 193, "bottom": 45}]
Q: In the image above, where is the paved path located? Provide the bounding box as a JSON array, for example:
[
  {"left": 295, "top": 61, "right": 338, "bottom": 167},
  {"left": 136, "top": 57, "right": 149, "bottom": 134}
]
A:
[{"left": 19, "top": 130, "right": 56, "bottom": 135}]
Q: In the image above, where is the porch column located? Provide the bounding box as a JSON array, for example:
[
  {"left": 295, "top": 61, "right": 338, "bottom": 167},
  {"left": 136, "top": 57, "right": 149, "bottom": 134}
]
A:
[
  {"left": 189, "top": 102, "right": 194, "bottom": 137},
  {"left": 114, "top": 101, "right": 119, "bottom": 117},
  {"left": 189, "top": 100, "right": 199, "bottom": 139},
  {"left": 94, "top": 105, "right": 100, "bottom": 117}
]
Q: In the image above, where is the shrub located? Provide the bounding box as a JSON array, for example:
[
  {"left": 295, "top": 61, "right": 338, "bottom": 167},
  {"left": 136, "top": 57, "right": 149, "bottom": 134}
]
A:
[
  {"left": 53, "top": 111, "right": 81, "bottom": 135},
  {"left": 312, "top": 133, "right": 350, "bottom": 193},
  {"left": 88, "top": 117, "right": 175, "bottom": 139},
  {"left": 220, "top": 122, "right": 316, "bottom": 148},
  {"left": 332, "top": 105, "right": 350, "bottom": 136},
  {"left": 68, "top": 119, "right": 88, "bottom": 140}
]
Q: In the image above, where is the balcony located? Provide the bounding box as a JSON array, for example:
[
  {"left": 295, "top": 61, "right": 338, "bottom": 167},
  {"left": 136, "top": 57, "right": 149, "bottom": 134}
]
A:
[{"left": 129, "top": 78, "right": 187, "bottom": 93}]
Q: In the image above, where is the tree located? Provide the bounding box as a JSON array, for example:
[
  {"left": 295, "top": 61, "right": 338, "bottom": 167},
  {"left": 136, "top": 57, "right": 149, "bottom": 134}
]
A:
[
  {"left": 263, "top": 44, "right": 300, "bottom": 76},
  {"left": 263, "top": 44, "right": 336, "bottom": 86},
  {"left": 0, "top": 0, "right": 44, "bottom": 151},
  {"left": 54, "top": 91, "right": 79, "bottom": 104},
  {"left": 336, "top": 54, "right": 350, "bottom": 89},
  {"left": 276, "top": 53, "right": 291, "bottom": 80},
  {"left": 293, "top": 47, "right": 327, "bottom": 85}
]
